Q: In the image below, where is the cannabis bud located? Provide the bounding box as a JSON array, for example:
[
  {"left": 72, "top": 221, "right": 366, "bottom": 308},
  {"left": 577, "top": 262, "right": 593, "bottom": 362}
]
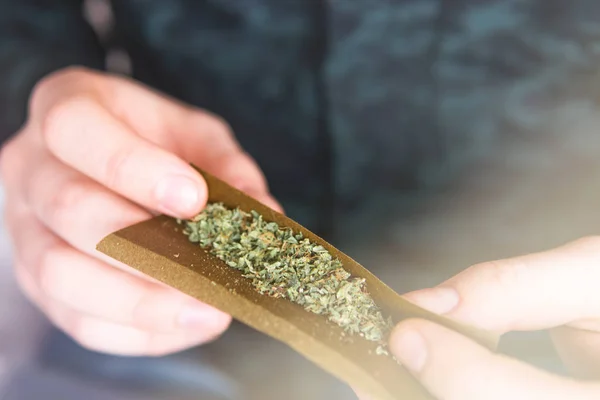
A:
[{"left": 181, "top": 203, "right": 393, "bottom": 354}]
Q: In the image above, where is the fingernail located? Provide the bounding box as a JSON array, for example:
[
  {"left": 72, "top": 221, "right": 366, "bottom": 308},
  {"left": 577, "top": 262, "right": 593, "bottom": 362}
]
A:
[
  {"left": 155, "top": 175, "right": 201, "bottom": 216},
  {"left": 178, "top": 304, "right": 215, "bottom": 328},
  {"left": 404, "top": 287, "right": 459, "bottom": 315},
  {"left": 390, "top": 327, "right": 427, "bottom": 373}
]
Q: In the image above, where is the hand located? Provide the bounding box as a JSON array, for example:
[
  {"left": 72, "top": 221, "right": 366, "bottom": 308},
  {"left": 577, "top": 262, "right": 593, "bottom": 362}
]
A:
[
  {"left": 0, "top": 66, "right": 281, "bottom": 356},
  {"left": 356, "top": 237, "right": 600, "bottom": 399}
]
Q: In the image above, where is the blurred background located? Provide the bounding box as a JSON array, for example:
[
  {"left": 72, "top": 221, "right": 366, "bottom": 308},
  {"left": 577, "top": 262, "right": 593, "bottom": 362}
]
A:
[{"left": 2, "top": 0, "right": 600, "bottom": 399}]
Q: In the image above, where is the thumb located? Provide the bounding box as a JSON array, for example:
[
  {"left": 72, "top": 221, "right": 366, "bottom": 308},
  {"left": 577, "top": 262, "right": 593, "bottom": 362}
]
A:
[
  {"left": 402, "top": 237, "right": 600, "bottom": 333},
  {"left": 390, "top": 319, "right": 600, "bottom": 400}
]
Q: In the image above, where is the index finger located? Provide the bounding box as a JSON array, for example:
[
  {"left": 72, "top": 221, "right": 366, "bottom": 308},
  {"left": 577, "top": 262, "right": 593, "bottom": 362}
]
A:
[{"left": 41, "top": 95, "right": 207, "bottom": 218}]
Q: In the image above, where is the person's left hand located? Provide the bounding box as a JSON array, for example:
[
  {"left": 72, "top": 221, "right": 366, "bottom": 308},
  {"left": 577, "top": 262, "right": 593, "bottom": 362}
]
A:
[{"left": 356, "top": 236, "right": 600, "bottom": 399}]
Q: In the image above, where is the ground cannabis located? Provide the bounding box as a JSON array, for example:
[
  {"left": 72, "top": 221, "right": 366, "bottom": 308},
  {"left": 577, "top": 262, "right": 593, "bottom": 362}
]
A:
[{"left": 180, "top": 202, "right": 393, "bottom": 353}]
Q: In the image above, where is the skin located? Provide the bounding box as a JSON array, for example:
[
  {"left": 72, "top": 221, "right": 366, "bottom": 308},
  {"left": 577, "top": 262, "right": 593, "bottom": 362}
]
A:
[
  {"left": 0, "top": 66, "right": 282, "bottom": 356},
  {"left": 3, "top": 66, "right": 600, "bottom": 398},
  {"left": 356, "top": 237, "right": 600, "bottom": 399}
]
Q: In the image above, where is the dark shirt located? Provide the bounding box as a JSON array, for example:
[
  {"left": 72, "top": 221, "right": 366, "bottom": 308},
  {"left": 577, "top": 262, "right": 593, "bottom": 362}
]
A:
[{"left": 1, "top": 0, "right": 599, "bottom": 232}]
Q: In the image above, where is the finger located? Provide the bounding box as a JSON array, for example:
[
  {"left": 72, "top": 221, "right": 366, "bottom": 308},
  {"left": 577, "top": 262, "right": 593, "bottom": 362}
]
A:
[
  {"left": 107, "top": 82, "right": 261, "bottom": 187},
  {"left": 551, "top": 325, "right": 600, "bottom": 380},
  {"left": 242, "top": 186, "right": 284, "bottom": 213},
  {"left": 203, "top": 152, "right": 283, "bottom": 212},
  {"left": 169, "top": 119, "right": 282, "bottom": 212},
  {"left": 9, "top": 211, "right": 230, "bottom": 334},
  {"left": 6, "top": 192, "right": 149, "bottom": 281},
  {"left": 402, "top": 237, "right": 600, "bottom": 333},
  {"left": 21, "top": 154, "right": 280, "bottom": 291},
  {"left": 23, "top": 151, "right": 151, "bottom": 254},
  {"left": 17, "top": 245, "right": 231, "bottom": 334},
  {"left": 16, "top": 266, "right": 226, "bottom": 357},
  {"left": 389, "top": 319, "right": 600, "bottom": 400},
  {"left": 41, "top": 95, "right": 208, "bottom": 218},
  {"left": 40, "top": 293, "right": 223, "bottom": 357},
  {"left": 106, "top": 82, "right": 282, "bottom": 212},
  {"left": 351, "top": 386, "right": 373, "bottom": 400}
]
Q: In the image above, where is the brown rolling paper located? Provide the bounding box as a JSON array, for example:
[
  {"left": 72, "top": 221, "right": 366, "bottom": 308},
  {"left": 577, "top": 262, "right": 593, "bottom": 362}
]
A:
[{"left": 96, "top": 166, "right": 497, "bottom": 400}]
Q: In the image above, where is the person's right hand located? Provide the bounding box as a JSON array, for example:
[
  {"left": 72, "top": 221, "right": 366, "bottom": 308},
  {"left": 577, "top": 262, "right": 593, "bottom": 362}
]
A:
[
  {"left": 0, "top": 66, "right": 282, "bottom": 356},
  {"left": 354, "top": 237, "right": 600, "bottom": 400}
]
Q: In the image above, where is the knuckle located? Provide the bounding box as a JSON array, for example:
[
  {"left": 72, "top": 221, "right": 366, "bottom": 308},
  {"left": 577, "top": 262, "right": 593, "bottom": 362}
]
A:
[
  {"left": 471, "top": 258, "right": 525, "bottom": 289},
  {"left": 104, "top": 145, "right": 136, "bottom": 188},
  {"left": 41, "top": 96, "right": 96, "bottom": 151},
  {"left": 29, "top": 73, "right": 60, "bottom": 111},
  {"left": 29, "top": 67, "right": 102, "bottom": 124},
  {"left": 30, "top": 81, "right": 52, "bottom": 113},
  {"left": 36, "top": 245, "right": 67, "bottom": 299},
  {"left": 44, "top": 180, "right": 89, "bottom": 228}
]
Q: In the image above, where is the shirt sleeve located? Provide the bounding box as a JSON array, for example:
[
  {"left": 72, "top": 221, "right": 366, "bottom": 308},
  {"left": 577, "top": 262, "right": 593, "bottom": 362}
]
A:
[{"left": 0, "top": 0, "right": 106, "bottom": 145}]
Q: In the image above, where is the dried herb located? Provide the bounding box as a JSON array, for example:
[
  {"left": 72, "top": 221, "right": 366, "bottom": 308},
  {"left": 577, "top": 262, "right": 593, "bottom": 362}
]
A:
[{"left": 180, "top": 202, "right": 394, "bottom": 353}]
